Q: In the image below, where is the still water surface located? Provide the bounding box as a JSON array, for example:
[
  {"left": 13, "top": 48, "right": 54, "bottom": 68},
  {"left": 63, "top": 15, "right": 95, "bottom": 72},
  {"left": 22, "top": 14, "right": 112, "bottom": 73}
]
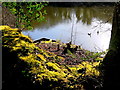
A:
[{"left": 22, "top": 6, "right": 114, "bottom": 52}]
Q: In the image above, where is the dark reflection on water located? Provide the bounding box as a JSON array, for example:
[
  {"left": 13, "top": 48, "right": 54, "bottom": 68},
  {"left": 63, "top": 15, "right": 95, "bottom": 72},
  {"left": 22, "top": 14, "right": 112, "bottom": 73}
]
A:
[{"left": 22, "top": 5, "right": 114, "bottom": 52}]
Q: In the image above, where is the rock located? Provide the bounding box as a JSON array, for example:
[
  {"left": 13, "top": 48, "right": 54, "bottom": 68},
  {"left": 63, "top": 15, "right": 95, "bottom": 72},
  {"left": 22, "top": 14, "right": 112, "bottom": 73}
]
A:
[{"left": 33, "top": 38, "right": 56, "bottom": 43}]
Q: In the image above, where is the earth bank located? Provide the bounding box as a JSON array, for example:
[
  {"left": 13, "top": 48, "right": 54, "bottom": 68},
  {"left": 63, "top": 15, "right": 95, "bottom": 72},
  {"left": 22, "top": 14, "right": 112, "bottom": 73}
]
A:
[{"left": 1, "top": 26, "right": 103, "bottom": 89}]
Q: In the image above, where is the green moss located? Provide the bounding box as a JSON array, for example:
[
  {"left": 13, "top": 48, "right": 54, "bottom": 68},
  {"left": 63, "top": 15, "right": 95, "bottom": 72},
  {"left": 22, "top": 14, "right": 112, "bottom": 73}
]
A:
[
  {"left": 46, "top": 62, "right": 61, "bottom": 71},
  {"left": 1, "top": 25, "right": 101, "bottom": 89}
]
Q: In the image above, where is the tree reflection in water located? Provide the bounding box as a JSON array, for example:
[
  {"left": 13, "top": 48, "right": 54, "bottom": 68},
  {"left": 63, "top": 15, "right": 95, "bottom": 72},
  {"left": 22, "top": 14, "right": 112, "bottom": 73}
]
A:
[
  {"left": 31, "top": 6, "right": 114, "bottom": 29},
  {"left": 23, "top": 5, "right": 114, "bottom": 52}
]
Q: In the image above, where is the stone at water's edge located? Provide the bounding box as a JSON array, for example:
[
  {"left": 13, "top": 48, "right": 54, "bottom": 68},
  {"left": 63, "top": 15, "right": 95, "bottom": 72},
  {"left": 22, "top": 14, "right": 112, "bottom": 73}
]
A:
[{"left": 33, "top": 38, "right": 56, "bottom": 43}]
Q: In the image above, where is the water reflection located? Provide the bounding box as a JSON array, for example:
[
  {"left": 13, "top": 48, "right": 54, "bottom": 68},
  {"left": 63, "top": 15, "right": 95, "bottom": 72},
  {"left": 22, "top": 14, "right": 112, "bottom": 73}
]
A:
[{"left": 23, "top": 6, "right": 114, "bottom": 52}]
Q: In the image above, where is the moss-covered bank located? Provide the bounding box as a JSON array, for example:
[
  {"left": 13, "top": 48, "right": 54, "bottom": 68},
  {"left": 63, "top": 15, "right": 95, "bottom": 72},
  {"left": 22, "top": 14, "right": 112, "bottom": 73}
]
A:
[{"left": 1, "top": 25, "right": 102, "bottom": 89}]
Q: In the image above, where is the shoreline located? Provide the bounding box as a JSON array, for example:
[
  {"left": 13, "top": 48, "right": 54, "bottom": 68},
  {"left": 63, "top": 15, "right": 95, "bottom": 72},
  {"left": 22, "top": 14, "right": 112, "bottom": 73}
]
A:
[{"left": 33, "top": 37, "right": 105, "bottom": 66}]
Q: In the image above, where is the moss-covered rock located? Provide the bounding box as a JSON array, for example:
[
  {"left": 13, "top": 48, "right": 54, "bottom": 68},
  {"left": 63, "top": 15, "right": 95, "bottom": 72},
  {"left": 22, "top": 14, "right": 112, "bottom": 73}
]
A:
[{"left": 1, "top": 25, "right": 102, "bottom": 89}]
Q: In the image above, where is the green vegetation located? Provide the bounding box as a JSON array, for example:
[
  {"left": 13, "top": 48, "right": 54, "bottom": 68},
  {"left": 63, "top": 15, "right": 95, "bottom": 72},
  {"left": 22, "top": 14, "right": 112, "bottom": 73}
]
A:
[
  {"left": 2, "top": 2, "right": 48, "bottom": 29},
  {"left": 1, "top": 2, "right": 109, "bottom": 89},
  {"left": 2, "top": 2, "right": 120, "bottom": 89},
  {"left": 1, "top": 25, "right": 103, "bottom": 89}
]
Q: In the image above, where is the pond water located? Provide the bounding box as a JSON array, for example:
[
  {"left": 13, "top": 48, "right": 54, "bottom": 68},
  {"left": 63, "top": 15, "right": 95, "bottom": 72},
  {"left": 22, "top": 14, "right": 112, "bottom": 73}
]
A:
[{"left": 22, "top": 5, "right": 114, "bottom": 52}]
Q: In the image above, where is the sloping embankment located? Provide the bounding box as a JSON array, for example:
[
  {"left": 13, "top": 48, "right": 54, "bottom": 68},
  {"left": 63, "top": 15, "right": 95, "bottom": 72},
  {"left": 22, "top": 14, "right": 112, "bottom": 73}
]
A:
[{"left": 1, "top": 25, "right": 101, "bottom": 89}]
